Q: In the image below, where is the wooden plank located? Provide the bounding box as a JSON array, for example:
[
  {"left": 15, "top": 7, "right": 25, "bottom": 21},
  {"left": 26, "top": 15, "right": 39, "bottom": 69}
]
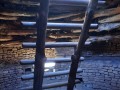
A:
[
  {"left": 98, "top": 23, "right": 120, "bottom": 31},
  {"left": 0, "top": 41, "right": 21, "bottom": 47},
  {"left": 0, "top": 30, "right": 36, "bottom": 35},
  {"left": 0, "top": 0, "right": 39, "bottom": 7},
  {"left": 95, "top": 6, "right": 120, "bottom": 18},
  {"left": 72, "top": 6, "right": 120, "bottom": 22},
  {"left": 0, "top": 11, "right": 35, "bottom": 17},
  {"left": 99, "top": 14, "right": 120, "bottom": 23},
  {"left": 1, "top": 6, "right": 120, "bottom": 22},
  {"left": 0, "top": 36, "right": 13, "bottom": 41},
  {"left": 0, "top": 15, "right": 18, "bottom": 20}
]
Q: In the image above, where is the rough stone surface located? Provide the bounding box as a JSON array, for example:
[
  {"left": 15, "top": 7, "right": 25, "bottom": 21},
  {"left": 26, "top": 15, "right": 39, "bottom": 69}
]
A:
[
  {"left": 1, "top": 56, "right": 120, "bottom": 90},
  {"left": 80, "top": 56, "right": 120, "bottom": 90},
  {"left": 0, "top": 46, "right": 56, "bottom": 64},
  {"left": 0, "top": 39, "right": 120, "bottom": 90}
]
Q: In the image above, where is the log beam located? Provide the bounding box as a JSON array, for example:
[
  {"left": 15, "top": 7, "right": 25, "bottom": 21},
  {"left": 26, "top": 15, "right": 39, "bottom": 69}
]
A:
[
  {"left": 0, "top": 30, "right": 36, "bottom": 35},
  {"left": 0, "top": 15, "right": 18, "bottom": 20},
  {"left": 99, "top": 14, "right": 120, "bottom": 23},
  {"left": 72, "top": 6, "right": 120, "bottom": 22},
  {"left": 0, "top": 6, "right": 120, "bottom": 22},
  {"left": 0, "top": 35, "right": 13, "bottom": 41}
]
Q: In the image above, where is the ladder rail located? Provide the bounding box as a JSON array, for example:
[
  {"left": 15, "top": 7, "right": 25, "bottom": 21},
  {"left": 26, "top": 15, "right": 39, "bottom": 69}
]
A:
[
  {"left": 33, "top": 0, "right": 49, "bottom": 90},
  {"left": 67, "top": 0, "right": 98, "bottom": 90}
]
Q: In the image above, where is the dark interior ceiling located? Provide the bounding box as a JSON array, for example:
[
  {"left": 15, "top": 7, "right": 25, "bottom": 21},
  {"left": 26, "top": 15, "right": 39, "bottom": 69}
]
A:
[{"left": 0, "top": 0, "right": 120, "bottom": 46}]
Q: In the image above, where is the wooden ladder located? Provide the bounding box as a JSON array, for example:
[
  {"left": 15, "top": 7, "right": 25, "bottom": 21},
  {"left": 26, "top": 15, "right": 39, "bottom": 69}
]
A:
[{"left": 20, "top": 0, "right": 105, "bottom": 90}]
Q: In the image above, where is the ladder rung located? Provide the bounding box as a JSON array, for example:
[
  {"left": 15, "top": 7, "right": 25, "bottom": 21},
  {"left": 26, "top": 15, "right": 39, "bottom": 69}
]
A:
[
  {"left": 22, "top": 42, "right": 91, "bottom": 48},
  {"left": 22, "top": 22, "right": 98, "bottom": 29},
  {"left": 20, "top": 57, "right": 84, "bottom": 65},
  {"left": 20, "top": 59, "right": 34, "bottom": 65},
  {"left": 21, "top": 80, "right": 80, "bottom": 90},
  {"left": 21, "top": 68, "right": 82, "bottom": 80},
  {"left": 50, "top": 0, "right": 105, "bottom": 6},
  {"left": 20, "top": 57, "right": 71, "bottom": 65},
  {"left": 2, "top": 0, "right": 105, "bottom": 7}
]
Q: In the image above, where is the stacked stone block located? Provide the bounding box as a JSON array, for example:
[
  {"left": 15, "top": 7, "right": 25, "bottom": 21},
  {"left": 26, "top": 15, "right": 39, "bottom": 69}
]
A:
[
  {"left": 0, "top": 38, "right": 120, "bottom": 90},
  {"left": 88, "top": 38, "right": 120, "bottom": 54},
  {"left": 0, "top": 65, "right": 23, "bottom": 90},
  {"left": 0, "top": 46, "right": 56, "bottom": 64},
  {"left": 80, "top": 57, "right": 120, "bottom": 90}
]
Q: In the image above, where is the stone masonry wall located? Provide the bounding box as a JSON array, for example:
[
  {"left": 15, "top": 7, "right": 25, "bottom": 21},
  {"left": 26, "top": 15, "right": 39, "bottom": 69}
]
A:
[
  {"left": 80, "top": 56, "right": 120, "bottom": 90},
  {"left": 0, "top": 64, "right": 23, "bottom": 90},
  {"left": 0, "top": 46, "right": 56, "bottom": 64},
  {"left": 0, "top": 46, "right": 57, "bottom": 90},
  {"left": 0, "top": 37, "right": 120, "bottom": 64},
  {"left": 0, "top": 45, "right": 75, "bottom": 90},
  {"left": 0, "top": 37, "right": 120, "bottom": 90},
  {"left": 87, "top": 37, "right": 120, "bottom": 54}
]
